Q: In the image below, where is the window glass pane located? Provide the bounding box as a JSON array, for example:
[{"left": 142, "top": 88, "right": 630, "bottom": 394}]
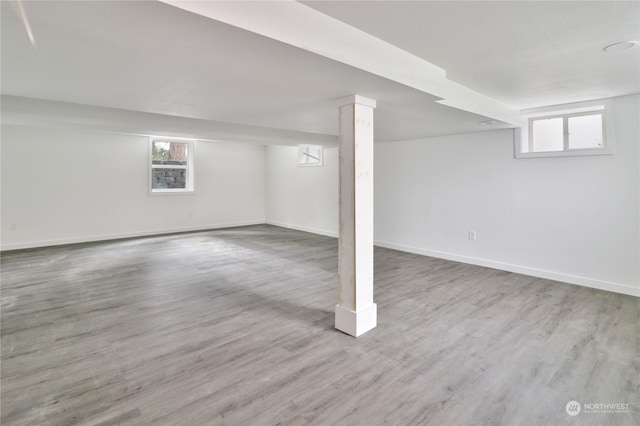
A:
[
  {"left": 152, "top": 141, "right": 188, "bottom": 165},
  {"left": 568, "top": 114, "right": 603, "bottom": 149},
  {"left": 152, "top": 168, "right": 186, "bottom": 189},
  {"left": 298, "top": 146, "right": 322, "bottom": 165},
  {"left": 532, "top": 118, "right": 563, "bottom": 152}
]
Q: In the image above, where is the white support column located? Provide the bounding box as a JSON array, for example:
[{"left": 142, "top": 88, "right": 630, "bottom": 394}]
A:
[{"left": 335, "top": 95, "right": 377, "bottom": 337}]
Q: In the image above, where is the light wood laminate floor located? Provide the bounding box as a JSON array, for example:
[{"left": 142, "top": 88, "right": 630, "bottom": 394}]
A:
[{"left": 1, "top": 225, "right": 638, "bottom": 425}]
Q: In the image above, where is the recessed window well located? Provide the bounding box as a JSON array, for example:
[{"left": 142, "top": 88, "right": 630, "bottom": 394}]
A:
[
  {"left": 149, "top": 138, "right": 195, "bottom": 193},
  {"left": 515, "top": 99, "right": 615, "bottom": 159}
]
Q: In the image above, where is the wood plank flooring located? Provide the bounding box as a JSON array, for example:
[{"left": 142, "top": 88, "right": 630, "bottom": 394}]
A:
[{"left": 1, "top": 224, "right": 638, "bottom": 425}]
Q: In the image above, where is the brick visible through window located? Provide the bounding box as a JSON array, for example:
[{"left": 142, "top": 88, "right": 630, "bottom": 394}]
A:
[{"left": 150, "top": 139, "right": 194, "bottom": 193}]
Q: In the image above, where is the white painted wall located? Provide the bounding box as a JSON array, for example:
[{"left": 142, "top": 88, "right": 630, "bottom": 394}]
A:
[
  {"left": 1, "top": 124, "right": 266, "bottom": 250},
  {"left": 375, "top": 94, "right": 639, "bottom": 296},
  {"left": 3, "top": 95, "right": 637, "bottom": 295},
  {"left": 265, "top": 95, "right": 639, "bottom": 296},
  {"left": 266, "top": 145, "right": 338, "bottom": 237}
]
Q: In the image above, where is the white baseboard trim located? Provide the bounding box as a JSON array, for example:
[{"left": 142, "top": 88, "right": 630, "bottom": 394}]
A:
[
  {"left": 262, "top": 224, "right": 639, "bottom": 297},
  {"left": 265, "top": 220, "right": 339, "bottom": 238},
  {"left": 16, "top": 221, "right": 633, "bottom": 297},
  {"left": 374, "top": 239, "right": 640, "bottom": 298},
  {"left": 0, "top": 221, "right": 265, "bottom": 251}
]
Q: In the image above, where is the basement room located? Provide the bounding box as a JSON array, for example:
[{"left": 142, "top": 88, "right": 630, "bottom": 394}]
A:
[{"left": 1, "top": 1, "right": 638, "bottom": 425}]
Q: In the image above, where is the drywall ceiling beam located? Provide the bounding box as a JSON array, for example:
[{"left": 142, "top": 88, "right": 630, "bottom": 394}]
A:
[
  {"left": 436, "top": 81, "right": 526, "bottom": 128},
  {"left": 161, "top": 0, "right": 445, "bottom": 94},
  {"left": 0, "top": 95, "right": 336, "bottom": 146},
  {"left": 160, "top": 0, "right": 524, "bottom": 127}
]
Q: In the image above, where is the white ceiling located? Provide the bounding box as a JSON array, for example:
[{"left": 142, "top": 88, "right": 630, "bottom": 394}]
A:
[
  {"left": 2, "top": 1, "right": 638, "bottom": 143},
  {"left": 304, "top": 0, "right": 640, "bottom": 109}
]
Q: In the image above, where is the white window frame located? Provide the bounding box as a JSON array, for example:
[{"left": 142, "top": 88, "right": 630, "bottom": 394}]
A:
[
  {"left": 298, "top": 145, "right": 324, "bottom": 167},
  {"left": 515, "top": 99, "right": 614, "bottom": 159},
  {"left": 149, "top": 137, "right": 195, "bottom": 194}
]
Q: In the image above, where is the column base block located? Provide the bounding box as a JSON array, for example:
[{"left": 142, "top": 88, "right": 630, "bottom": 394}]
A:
[{"left": 335, "top": 303, "right": 377, "bottom": 337}]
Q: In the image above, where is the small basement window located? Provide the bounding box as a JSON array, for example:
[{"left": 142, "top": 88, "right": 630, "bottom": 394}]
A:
[
  {"left": 515, "top": 99, "right": 613, "bottom": 158},
  {"left": 298, "top": 145, "right": 323, "bottom": 166},
  {"left": 150, "top": 138, "right": 195, "bottom": 193}
]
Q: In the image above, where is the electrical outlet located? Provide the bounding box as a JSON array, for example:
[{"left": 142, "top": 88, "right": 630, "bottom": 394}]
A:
[{"left": 468, "top": 231, "right": 476, "bottom": 241}]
